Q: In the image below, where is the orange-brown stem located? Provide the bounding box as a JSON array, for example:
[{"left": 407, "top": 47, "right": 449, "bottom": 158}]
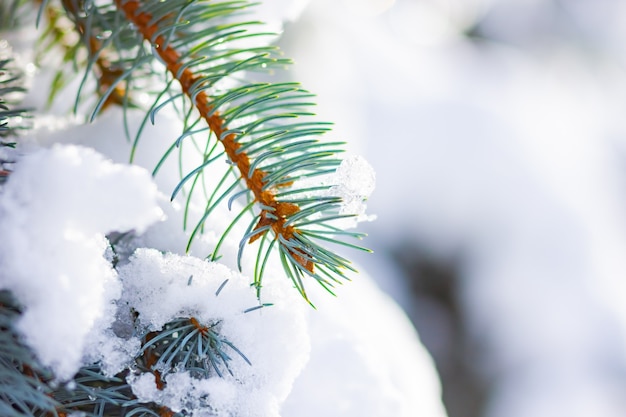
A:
[
  {"left": 190, "top": 317, "right": 209, "bottom": 336},
  {"left": 115, "top": 0, "right": 313, "bottom": 272},
  {"left": 158, "top": 407, "right": 176, "bottom": 417}
]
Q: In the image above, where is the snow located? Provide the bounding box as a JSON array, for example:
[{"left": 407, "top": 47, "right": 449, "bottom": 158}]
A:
[
  {"left": 118, "top": 249, "right": 251, "bottom": 332},
  {"left": 118, "top": 249, "right": 310, "bottom": 416},
  {"left": 128, "top": 371, "right": 239, "bottom": 416},
  {"left": 329, "top": 155, "right": 376, "bottom": 225},
  {"left": 282, "top": 273, "right": 448, "bottom": 417},
  {"left": 0, "top": 144, "right": 162, "bottom": 380},
  {"left": 0, "top": 1, "right": 449, "bottom": 415},
  {"left": 0, "top": 108, "right": 435, "bottom": 414}
]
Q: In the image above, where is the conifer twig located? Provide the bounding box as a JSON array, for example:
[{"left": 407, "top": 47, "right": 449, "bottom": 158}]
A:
[
  {"left": 38, "top": 0, "right": 371, "bottom": 303},
  {"left": 114, "top": 0, "right": 314, "bottom": 272}
]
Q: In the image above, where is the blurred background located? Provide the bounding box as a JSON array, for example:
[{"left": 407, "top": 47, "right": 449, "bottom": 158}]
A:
[{"left": 276, "top": 1, "right": 626, "bottom": 416}]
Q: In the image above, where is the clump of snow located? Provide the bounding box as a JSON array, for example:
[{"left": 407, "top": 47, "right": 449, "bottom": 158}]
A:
[
  {"left": 282, "top": 270, "right": 448, "bottom": 417},
  {"left": 119, "top": 249, "right": 310, "bottom": 417},
  {"left": 0, "top": 144, "right": 162, "bottom": 380},
  {"left": 129, "top": 371, "right": 238, "bottom": 416},
  {"left": 332, "top": 155, "right": 375, "bottom": 201},
  {"left": 118, "top": 249, "right": 255, "bottom": 331},
  {"left": 30, "top": 107, "right": 246, "bottom": 263},
  {"left": 128, "top": 372, "right": 160, "bottom": 403},
  {"left": 83, "top": 326, "right": 141, "bottom": 377},
  {"left": 328, "top": 155, "right": 376, "bottom": 227}
]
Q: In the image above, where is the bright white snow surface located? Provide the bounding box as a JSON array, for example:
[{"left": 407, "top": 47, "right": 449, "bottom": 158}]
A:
[
  {"left": 0, "top": 144, "right": 162, "bottom": 380},
  {"left": 0, "top": 104, "right": 446, "bottom": 415},
  {"left": 119, "top": 249, "right": 310, "bottom": 417},
  {"left": 282, "top": 1, "right": 626, "bottom": 417},
  {"left": 1, "top": 15, "right": 448, "bottom": 413}
]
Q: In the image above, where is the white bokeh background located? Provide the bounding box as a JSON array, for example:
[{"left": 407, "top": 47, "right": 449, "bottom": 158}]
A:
[{"left": 279, "top": 1, "right": 626, "bottom": 416}]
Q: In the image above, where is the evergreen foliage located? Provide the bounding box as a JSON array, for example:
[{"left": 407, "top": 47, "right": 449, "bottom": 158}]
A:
[
  {"left": 0, "top": 291, "right": 57, "bottom": 417},
  {"left": 0, "top": 0, "right": 371, "bottom": 415},
  {"left": 0, "top": 57, "right": 27, "bottom": 183},
  {"left": 38, "top": 0, "right": 369, "bottom": 303}
]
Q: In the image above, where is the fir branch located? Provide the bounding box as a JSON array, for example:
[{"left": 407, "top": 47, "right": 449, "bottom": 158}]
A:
[
  {"left": 0, "top": 58, "right": 27, "bottom": 136},
  {"left": 45, "top": 313, "right": 248, "bottom": 417},
  {"left": 141, "top": 316, "right": 251, "bottom": 381},
  {"left": 47, "top": 366, "right": 174, "bottom": 417},
  {"left": 111, "top": 0, "right": 365, "bottom": 302},
  {"left": 0, "top": 291, "right": 58, "bottom": 417},
  {"left": 0, "top": 56, "right": 29, "bottom": 184},
  {"left": 37, "top": 0, "right": 370, "bottom": 303}
]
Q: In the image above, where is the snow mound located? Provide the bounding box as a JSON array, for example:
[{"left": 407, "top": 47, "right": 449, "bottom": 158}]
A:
[
  {"left": 119, "top": 249, "right": 310, "bottom": 417},
  {"left": 282, "top": 273, "right": 447, "bottom": 417},
  {"left": 0, "top": 144, "right": 162, "bottom": 380},
  {"left": 331, "top": 155, "right": 376, "bottom": 221}
]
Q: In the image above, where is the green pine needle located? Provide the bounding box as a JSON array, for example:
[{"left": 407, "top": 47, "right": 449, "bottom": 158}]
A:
[{"left": 36, "top": 0, "right": 370, "bottom": 302}]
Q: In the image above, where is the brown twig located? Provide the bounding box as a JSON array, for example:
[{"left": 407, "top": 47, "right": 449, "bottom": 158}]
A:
[{"left": 115, "top": 0, "right": 313, "bottom": 272}]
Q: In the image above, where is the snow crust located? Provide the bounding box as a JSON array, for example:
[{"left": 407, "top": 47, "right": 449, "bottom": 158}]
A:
[
  {"left": 2, "top": 101, "right": 443, "bottom": 414},
  {"left": 0, "top": 2, "right": 448, "bottom": 415},
  {"left": 0, "top": 144, "right": 162, "bottom": 380},
  {"left": 119, "top": 249, "right": 309, "bottom": 417}
]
